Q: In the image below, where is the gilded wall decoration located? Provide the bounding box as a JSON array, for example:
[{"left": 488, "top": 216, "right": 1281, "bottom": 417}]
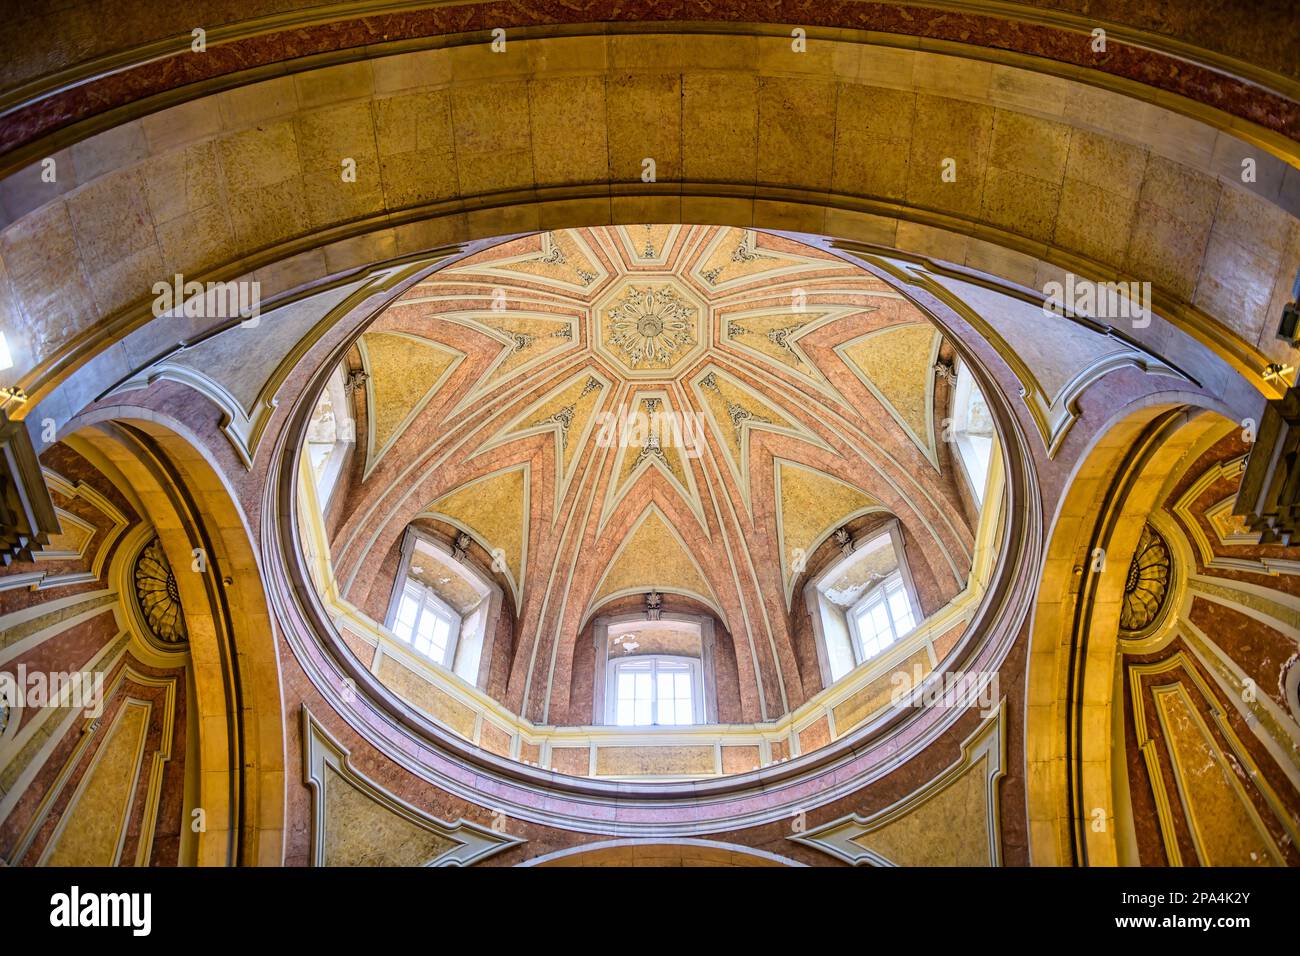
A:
[
  {"left": 41, "top": 702, "right": 150, "bottom": 866},
  {"left": 1119, "top": 524, "right": 1172, "bottom": 634},
  {"left": 133, "top": 538, "right": 188, "bottom": 647},
  {"left": 8, "top": 468, "right": 130, "bottom": 593}
]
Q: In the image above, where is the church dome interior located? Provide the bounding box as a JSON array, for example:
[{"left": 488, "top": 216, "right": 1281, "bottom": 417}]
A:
[
  {"left": 295, "top": 224, "right": 1005, "bottom": 777},
  {"left": 0, "top": 0, "right": 1297, "bottom": 897}
]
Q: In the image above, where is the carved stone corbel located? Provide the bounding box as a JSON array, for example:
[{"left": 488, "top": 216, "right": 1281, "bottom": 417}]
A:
[
  {"left": 645, "top": 589, "right": 663, "bottom": 621},
  {"left": 451, "top": 531, "right": 472, "bottom": 562},
  {"left": 0, "top": 411, "right": 58, "bottom": 565}
]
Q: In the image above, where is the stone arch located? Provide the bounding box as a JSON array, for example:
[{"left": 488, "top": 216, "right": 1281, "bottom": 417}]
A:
[
  {"left": 59, "top": 404, "right": 286, "bottom": 866},
  {"left": 520, "top": 837, "right": 806, "bottom": 867},
  {"left": 5, "top": 29, "right": 1295, "bottom": 419},
  {"left": 1023, "top": 390, "right": 1241, "bottom": 865}
]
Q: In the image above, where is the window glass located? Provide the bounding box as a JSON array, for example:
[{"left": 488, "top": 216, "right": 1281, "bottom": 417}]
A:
[
  {"left": 850, "top": 571, "right": 917, "bottom": 663},
  {"left": 395, "top": 591, "right": 419, "bottom": 638},
  {"left": 430, "top": 615, "right": 451, "bottom": 660},
  {"left": 611, "top": 657, "right": 698, "bottom": 727},
  {"left": 888, "top": 585, "right": 915, "bottom": 632},
  {"left": 390, "top": 579, "right": 461, "bottom": 667}
]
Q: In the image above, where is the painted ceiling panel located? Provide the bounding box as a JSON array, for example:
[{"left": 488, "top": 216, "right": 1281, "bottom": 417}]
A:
[
  {"left": 447, "top": 311, "right": 580, "bottom": 402},
  {"left": 722, "top": 309, "right": 834, "bottom": 376},
  {"left": 775, "top": 459, "right": 883, "bottom": 603},
  {"left": 422, "top": 464, "right": 529, "bottom": 608},
  {"left": 362, "top": 330, "right": 463, "bottom": 474},
  {"left": 458, "top": 230, "right": 606, "bottom": 291},
  {"left": 600, "top": 391, "right": 707, "bottom": 534},
  {"left": 837, "top": 323, "right": 942, "bottom": 467},
  {"left": 590, "top": 505, "right": 718, "bottom": 614},
  {"left": 339, "top": 226, "right": 979, "bottom": 688},
  {"left": 479, "top": 370, "right": 610, "bottom": 519},
  {"left": 692, "top": 364, "right": 831, "bottom": 512}
]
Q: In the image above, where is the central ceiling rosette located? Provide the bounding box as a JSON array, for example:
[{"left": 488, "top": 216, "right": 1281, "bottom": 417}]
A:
[{"left": 596, "top": 280, "right": 707, "bottom": 376}]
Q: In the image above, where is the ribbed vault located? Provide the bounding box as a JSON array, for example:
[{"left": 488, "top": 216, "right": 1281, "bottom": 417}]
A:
[{"left": 327, "top": 226, "right": 977, "bottom": 722}]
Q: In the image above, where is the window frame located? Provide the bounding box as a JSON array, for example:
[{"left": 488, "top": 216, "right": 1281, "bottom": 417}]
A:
[
  {"left": 802, "top": 518, "right": 924, "bottom": 686},
  {"left": 591, "top": 612, "right": 718, "bottom": 726},
  {"left": 845, "top": 571, "right": 917, "bottom": 664},
  {"left": 605, "top": 654, "right": 705, "bottom": 728},
  {"left": 391, "top": 579, "right": 462, "bottom": 668}
]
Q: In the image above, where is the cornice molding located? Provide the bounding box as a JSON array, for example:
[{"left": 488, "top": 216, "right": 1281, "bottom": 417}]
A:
[{"left": 1, "top": 4, "right": 1295, "bottom": 169}]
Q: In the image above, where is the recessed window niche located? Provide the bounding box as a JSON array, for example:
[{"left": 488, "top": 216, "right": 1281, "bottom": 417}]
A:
[
  {"left": 803, "top": 520, "right": 923, "bottom": 686},
  {"left": 591, "top": 614, "right": 717, "bottom": 726},
  {"left": 384, "top": 527, "right": 503, "bottom": 689}
]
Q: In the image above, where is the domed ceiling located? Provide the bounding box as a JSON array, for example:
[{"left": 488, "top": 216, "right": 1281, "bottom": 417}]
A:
[{"left": 329, "top": 226, "right": 980, "bottom": 721}]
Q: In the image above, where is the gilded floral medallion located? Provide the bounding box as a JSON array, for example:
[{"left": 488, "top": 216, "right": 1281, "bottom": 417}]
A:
[{"left": 595, "top": 281, "right": 707, "bottom": 377}]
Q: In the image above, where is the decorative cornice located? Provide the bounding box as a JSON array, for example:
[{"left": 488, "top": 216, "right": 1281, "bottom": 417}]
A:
[
  {"left": 111, "top": 256, "right": 454, "bottom": 470},
  {"left": 1, "top": 3, "right": 1296, "bottom": 174}
]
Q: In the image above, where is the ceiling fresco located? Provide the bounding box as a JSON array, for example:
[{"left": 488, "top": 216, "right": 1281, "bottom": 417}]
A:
[{"left": 330, "top": 225, "right": 981, "bottom": 719}]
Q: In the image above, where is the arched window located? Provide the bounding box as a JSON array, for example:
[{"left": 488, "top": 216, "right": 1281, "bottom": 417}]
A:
[
  {"left": 949, "top": 359, "right": 994, "bottom": 506},
  {"left": 803, "top": 520, "right": 924, "bottom": 686},
  {"left": 591, "top": 614, "right": 717, "bottom": 726}
]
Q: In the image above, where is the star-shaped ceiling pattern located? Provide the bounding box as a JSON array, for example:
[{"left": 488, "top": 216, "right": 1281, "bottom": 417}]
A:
[{"left": 338, "top": 225, "right": 977, "bottom": 717}]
